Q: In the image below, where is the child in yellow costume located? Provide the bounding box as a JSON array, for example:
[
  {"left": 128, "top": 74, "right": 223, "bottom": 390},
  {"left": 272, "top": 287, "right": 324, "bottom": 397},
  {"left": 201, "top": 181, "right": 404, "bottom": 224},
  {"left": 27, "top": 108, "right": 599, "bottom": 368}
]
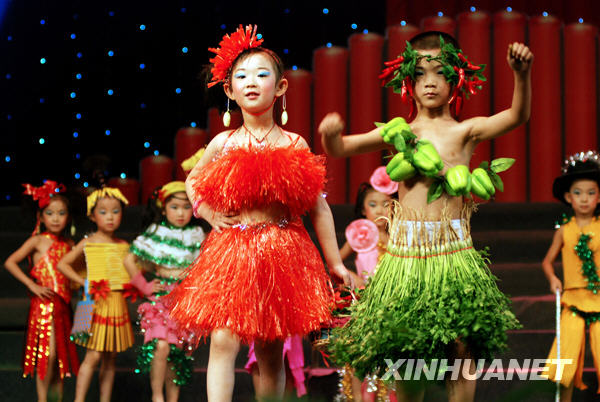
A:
[{"left": 543, "top": 150, "right": 600, "bottom": 401}]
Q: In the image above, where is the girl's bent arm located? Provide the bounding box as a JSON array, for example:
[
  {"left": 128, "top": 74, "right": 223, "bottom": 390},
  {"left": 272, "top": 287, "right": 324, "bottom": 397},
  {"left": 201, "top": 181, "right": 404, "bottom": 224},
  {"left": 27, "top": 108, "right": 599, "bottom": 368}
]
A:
[
  {"left": 56, "top": 239, "right": 87, "bottom": 286},
  {"left": 542, "top": 228, "right": 563, "bottom": 293},
  {"left": 4, "top": 236, "right": 53, "bottom": 298}
]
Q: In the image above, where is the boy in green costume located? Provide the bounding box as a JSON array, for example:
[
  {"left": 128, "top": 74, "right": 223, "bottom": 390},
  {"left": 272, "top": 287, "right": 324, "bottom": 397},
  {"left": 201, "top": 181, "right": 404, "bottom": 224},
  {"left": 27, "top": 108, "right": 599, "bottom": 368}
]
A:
[{"left": 319, "top": 32, "right": 533, "bottom": 402}]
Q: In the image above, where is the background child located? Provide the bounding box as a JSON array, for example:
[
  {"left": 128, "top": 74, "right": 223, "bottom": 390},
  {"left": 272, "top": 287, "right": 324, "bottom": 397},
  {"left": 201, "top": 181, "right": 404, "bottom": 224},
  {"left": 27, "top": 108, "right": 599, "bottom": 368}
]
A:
[
  {"left": 165, "top": 25, "right": 353, "bottom": 401},
  {"left": 320, "top": 31, "right": 533, "bottom": 402},
  {"left": 124, "top": 181, "right": 205, "bottom": 402},
  {"left": 56, "top": 186, "right": 133, "bottom": 402},
  {"left": 4, "top": 180, "right": 79, "bottom": 402},
  {"left": 542, "top": 151, "right": 600, "bottom": 402}
]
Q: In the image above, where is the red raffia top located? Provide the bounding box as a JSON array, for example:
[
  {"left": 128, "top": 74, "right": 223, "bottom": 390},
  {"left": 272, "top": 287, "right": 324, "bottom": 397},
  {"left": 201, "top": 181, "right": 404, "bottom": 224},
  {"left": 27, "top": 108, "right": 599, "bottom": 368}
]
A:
[{"left": 191, "top": 145, "right": 326, "bottom": 217}]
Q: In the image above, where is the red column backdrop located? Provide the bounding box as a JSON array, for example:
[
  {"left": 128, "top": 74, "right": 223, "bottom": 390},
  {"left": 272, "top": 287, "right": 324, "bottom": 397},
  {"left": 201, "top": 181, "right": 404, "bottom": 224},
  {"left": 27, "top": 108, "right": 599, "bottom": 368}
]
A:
[
  {"left": 174, "top": 127, "right": 207, "bottom": 180},
  {"left": 348, "top": 33, "right": 385, "bottom": 202},
  {"left": 421, "top": 15, "right": 457, "bottom": 35},
  {"left": 107, "top": 178, "right": 140, "bottom": 206},
  {"left": 564, "top": 23, "right": 598, "bottom": 155},
  {"left": 282, "top": 69, "right": 313, "bottom": 146},
  {"left": 492, "top": 10, "right": 527, "bottom": 202},
  {"left": 139, "top": 155, "right": 174, "bottom": 204},
  {"left": 456, "top": 10, "right": 492, "bottom": 169},
  {"left": 386, "top": 24, "right": 419, "bottom": 121},
  {"left": 313, "top": 46, "right": 349, "bottom": 204},
  {"left": 207, "top": 107, "right": 242, "bottom": 140},
  {"left": 528, "top": 15, "right": 562, "bottom": 201}
]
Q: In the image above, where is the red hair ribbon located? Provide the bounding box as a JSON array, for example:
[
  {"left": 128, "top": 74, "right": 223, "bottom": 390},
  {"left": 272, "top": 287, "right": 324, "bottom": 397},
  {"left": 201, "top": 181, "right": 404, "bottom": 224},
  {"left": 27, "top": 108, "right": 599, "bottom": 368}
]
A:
[{"left": 22, "top": 180, "right": 66, "bottom": 208}]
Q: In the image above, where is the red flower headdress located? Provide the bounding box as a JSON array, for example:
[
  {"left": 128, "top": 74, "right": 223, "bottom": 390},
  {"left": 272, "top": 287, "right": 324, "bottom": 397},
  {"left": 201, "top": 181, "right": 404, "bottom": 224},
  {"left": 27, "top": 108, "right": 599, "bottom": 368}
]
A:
[
  {"left": 22, "top": 180, "right": 66, "bottom": 209},
  {"left": 207, "top": 24, "right": 264, "bottom": 88}
]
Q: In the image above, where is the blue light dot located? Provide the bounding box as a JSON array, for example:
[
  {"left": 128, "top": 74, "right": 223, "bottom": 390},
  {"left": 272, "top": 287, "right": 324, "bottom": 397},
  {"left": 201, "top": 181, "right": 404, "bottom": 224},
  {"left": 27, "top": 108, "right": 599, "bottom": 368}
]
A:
[
  {"left": 70, "top": 92, "right": 76, "bottom": 99},
  {"left": 351, "top": 23, "right": 357, "bottom": 29},
  {"left": 139, "top": 24, "right": 146, "bottom": 31},
  {"left": 73, "top": 14, "right": 79, "bottom": 20},
  {"left": 470, "top": 6, "right": 476, "bottom": 12},
  {"left": 120, "top": 173, "right": 126, "bottom": 179},
  {"left": 40, "top": 97, "right": 45, "bottom": 103},
  {"left": 70, "top": 33, "right": 76, "bottom": 39},
  {"left": 506, "top": 7, "right": 512, "bottom": 12},
  {"left": 74, "top": 173, "right": 80, "bottom": 179},
  {"left": 39, "top": 138, "right": 45, "bottom": 144},
  {"left": 182, "top": 46, "right": 188, "bottom": 54},
  {"left": 579, "top": 18, "right": 584, "bottom": 23},
  {"left": 40, "top": 19, "right": 46, "bottom": 25},
  {"left": 284, "top": 8, "right": 290, "bottom": 14},
  {"left": 139, "top": 63, "right": 146, "bottom": 70},
  {"left": 107, "top": 50, "right": 114, "bottom": 57},
  {"left": 175, "top": 87, "right": 182, "bottom": 94},
  {"left": 220, "top": 24, "right": 226, "bottom": 29},
  {"left": 40, "top": 58, "right": 46, "bottom": 64},
  {"left": 5, "top": 73, "right": 11, "bottom": 79},
  {"left": 257, "top": 33, "right": 262, "bottom": 40},
  {"left": 7, "top": 114, "right": 12, "bottom": 120},
  {"left": 401, "top": 20, "right": 407, "bottom": 26},
  {"left": 83, "top": 182, "right": 89, "bottom": 188},
  {"left": 5, "top": 156, "right": 10, "bottom": 162},
  {"left": 76, "top": 113, "right": 82, "bottom": 120},
  {"left": 323, "top": 8, "right": 329, "bottom": 14},
  {"left": 75, "top": 153, "right": 81, "bottom": 159},
  {"left": 292, "top": 65, "right": 298, "bottom": 70},
  {"left": 363, "top": 29, "right": 369, "bottom": 34},
  {"left": 5, "top": 195, "right": 10, "bottom": 200},
  {"left": 326, "top": 42, "right": 332, "bottom": 48},
  {"left": 7, "top": 35, "right": 12, "bottom": 41},
  {"left": 105, "top": 129, "right": 111, "bottom": 136},
  {"left": 108, "top": 11, "right": 115, "bottom": 17},
  {"left": 190, "top": 122, "right": 197, "bottom": 127},
  {"left": 542, "top": 11, "right": 548, "bottom": 17},
  {"left": 76, "top": 52, "right": 82, "bottom": 59},
  {"left": 283, "top": 48, "right": 289, "bottom": 54},
  {"left": 140, "top": 103, "right": 147, "bottom": 109},
  {"left": 73, "top": 131, "right": 79, "bottom": 138},
  {"left": 76, "top": 73, "right": 82, "bottom": 79},
  {"left": 154, "top": 150, "right": 159, "bottom": 156},
  {"left": 107, "top": 89, "right": 114, "bottom": 95},
  {"left": 438, "top": 11, "right": 444, "bottom": 17},
  {"left": 180, "top": 7, "right": 186, "bottom": 13},
  {"left": 144, "top": 141, "right": 150, "bottom": 148}
]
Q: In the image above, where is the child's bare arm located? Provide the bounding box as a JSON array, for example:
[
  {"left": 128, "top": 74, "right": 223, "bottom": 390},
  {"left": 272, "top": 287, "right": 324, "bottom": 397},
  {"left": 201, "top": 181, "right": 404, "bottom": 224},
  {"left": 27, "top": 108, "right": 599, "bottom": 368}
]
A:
[
  {"left": 339, "top": 241, "right": 354, "bottom": 261},
  {"left": 542, "top": 227, "right": 563, "bottom": 293},
  {"left": 56, "top": 239, "right": 87, "bottom": 287},
  {"left": 4, "top": 236, "right": 54, "bottom": 299},
  {"left": 468, "top": 43, "right": 534, "bottom": 143},
  {"left": 319, "top": 112, "right": 388, "bottom": 157}
]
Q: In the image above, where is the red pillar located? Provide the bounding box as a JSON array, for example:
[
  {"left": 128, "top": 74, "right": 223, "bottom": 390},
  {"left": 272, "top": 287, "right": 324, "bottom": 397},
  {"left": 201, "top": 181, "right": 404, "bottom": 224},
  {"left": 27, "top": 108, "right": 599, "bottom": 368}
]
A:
[
  {"left": 492, "top": 10, "right": 527, "bottom": 202},
  {"left": 348, "top": 33, "right": 385, "bottom": 202},
  {"left": 456, "top": 10, "right": 492, "bottom": 169},
  {"left": 282, "top": 69, "right": 312, "bottom": 146},
  {"left": 107, "top": 178, "right": 140, "bottom": 206},
  {"left": 207, "top": 107, "right": 242, "bottom": 140},
  {"left": 174, "top": 127, "right": 208, "bottom": 180},
  {"left": 529, "top": 15, "right": 562, "bottom": 201},
  {"left": 313, "top": 46, "right": 349, "bottom": 204},
  {"left": 564, "top": 22, "right": 598, "bottom": 155},
  {"left": 139, "top": 155, "right": 174, "bottom": 203},
  {"left": 386, "top": 23, "right": 419, "bottom": 121},
  {"left": 421, "top": 15, "right": 456, "bottom": 36}
]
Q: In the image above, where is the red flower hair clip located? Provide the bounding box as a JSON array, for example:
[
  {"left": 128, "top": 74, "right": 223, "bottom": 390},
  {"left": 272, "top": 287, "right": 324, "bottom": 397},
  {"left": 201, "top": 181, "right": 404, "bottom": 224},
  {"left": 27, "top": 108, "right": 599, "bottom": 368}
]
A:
[
  {"left": 208, "top": 24, "right": 264, "bottom": 88},
  {"left": 22, "top": 180, "right": 66, "bottom": 208}
]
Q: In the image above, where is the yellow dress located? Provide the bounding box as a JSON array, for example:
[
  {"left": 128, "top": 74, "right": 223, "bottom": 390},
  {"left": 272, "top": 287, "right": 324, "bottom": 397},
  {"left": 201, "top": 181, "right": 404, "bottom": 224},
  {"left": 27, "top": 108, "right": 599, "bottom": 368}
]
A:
[
  {"left": 545, "top": 218, "right": 600, "bottom": 392},
  {"left": 73, "top": 243, "right": 134, "bottom": 352}
]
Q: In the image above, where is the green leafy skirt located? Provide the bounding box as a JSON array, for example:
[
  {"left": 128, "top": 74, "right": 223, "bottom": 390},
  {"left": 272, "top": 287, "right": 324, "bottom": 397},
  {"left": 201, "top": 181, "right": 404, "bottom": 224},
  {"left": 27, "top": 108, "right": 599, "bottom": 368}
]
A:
[{"left": 330, "top": 205, "right": 520, "bottom": 379}]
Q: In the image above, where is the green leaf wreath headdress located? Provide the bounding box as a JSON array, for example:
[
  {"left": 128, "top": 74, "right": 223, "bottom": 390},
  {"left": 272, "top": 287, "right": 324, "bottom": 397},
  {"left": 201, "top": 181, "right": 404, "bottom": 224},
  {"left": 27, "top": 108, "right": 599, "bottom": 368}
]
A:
[{"left": 379, "top": 35, "right": 486, "bottom": 118}]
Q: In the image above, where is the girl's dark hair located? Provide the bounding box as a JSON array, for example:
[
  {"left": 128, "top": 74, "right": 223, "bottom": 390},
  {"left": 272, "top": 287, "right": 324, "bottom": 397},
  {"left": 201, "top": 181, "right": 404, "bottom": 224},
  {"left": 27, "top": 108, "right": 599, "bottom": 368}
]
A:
[
  {"left": 354, "top": 183, "right": 374, "bottom": 219},
  {"left": 228, "top": 47, "right": 284, "bottom": 83},
  {"left": 141, "top": 187, "right": 199, "bottom": 232}
]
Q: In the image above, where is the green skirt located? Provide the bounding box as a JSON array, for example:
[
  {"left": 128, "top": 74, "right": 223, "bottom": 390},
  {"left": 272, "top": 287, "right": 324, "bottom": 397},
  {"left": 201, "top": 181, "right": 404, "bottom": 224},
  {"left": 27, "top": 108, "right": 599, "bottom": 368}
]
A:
[{"left": 330, "top": 206, "right": 520, "bottom": 379}]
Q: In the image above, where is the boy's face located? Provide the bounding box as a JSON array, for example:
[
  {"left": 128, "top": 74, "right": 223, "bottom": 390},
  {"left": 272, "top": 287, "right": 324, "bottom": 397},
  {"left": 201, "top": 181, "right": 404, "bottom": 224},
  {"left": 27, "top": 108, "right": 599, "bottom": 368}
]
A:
[
  {"left": 413, "top": 48, "right": 451, "bottom": 109},
  {"left": 565, "top": 179, "right": 600, "bottom": 216}
]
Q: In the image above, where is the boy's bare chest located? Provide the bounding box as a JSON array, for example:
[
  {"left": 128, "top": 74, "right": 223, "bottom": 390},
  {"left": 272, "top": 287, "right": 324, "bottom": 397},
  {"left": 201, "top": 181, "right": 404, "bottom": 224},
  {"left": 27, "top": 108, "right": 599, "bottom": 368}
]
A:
[{"left": 411, "top": 125, "right": 471, "bottom": 168}]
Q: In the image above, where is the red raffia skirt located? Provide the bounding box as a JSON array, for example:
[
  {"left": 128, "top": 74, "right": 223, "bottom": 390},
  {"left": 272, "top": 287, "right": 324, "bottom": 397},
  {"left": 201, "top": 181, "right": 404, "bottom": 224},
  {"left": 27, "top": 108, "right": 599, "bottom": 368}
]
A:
[{"left": 166, "top": 218, "right": 333, "bottom": 345}]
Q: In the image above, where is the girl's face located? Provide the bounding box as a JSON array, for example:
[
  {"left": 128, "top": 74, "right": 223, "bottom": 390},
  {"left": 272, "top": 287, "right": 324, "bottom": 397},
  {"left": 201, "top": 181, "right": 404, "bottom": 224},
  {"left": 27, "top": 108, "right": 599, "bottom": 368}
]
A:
[
  {"left": 224, "top": 52, "right": 287, "bottom": 115},
  {"left": 362, "top": 190, "right": 392, "bottom": 229},
  {"left": 40, "top": 198, "right": 68, "bottom": 235},
  {"left": 565, "top": 179, "right": 600, "bottom": 217},
  {"left": 90, "top": 197, "right": 122, "bottom": 233},
  {"left": 413, "top": 49, "right": 451, "bottom": 109},
  {"left": 163, "top": 192, "right": 193, "bottom": 228}
]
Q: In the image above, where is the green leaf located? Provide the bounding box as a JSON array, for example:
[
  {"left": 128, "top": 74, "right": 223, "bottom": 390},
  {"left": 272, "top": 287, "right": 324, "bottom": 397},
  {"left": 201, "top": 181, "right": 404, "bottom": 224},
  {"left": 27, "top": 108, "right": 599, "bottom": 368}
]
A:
[
  {"left": 427, "top": 180, "right": 444, "bottom": 204},
  {"left": 374, "top": 122, "right": 385, "bottom": 128},
  {"left": 490, "top": 158, "right": 515, "bottom": 173},
  {"left": 489, "top": 171, "right": 504, "bottom": 192},
  {"left": 478, "top": 161, "right": 489, "bottom": 170}
]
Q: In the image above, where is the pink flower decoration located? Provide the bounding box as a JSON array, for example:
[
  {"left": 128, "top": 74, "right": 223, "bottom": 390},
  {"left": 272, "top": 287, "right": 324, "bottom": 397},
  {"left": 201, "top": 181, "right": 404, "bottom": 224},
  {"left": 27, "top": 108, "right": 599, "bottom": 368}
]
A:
[
  {"left": 345, "top": 219, "right": 379, "bottom": 253},
  {"left": 370, "top": 166, "right": 398, "bottom": 195}
]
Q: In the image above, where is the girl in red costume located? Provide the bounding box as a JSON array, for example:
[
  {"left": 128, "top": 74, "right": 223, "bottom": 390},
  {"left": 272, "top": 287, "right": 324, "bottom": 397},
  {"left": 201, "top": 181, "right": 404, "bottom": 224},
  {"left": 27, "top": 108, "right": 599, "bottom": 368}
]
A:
[
  {"left": 4, "top": 180, "right": 79, "bottom": 401},
  {"left": 166, "top": 25, "right": 353, "bottom": 401}
]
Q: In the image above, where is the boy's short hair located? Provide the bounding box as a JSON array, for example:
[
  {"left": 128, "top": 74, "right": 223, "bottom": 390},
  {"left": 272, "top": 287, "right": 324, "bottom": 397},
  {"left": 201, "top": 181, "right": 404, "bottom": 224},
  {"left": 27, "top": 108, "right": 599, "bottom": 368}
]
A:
[{"left": 409, "top": 31, "right": 460, "bottom": 50}]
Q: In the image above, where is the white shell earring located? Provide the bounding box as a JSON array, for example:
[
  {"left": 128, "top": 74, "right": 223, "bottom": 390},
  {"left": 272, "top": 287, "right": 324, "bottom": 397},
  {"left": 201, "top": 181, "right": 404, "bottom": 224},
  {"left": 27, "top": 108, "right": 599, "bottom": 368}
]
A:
[
  {"left": 281, "top": 95, "right": 288, "bottom": 126},
  {"left": 223, "top": 98, "right": 231, "bottom": 127}
]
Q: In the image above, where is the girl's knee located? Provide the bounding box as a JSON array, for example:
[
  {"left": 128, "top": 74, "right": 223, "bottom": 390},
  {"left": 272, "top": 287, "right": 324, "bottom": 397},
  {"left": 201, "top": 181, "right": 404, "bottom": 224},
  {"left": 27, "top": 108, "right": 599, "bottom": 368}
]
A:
[
  {"left": 210, "top": 330, "right": 240, "bottom": 354},
  {"left": 155, "top": 340, "right": 171, "bottom": 359},
  {"left": 84, "top": 350, "right": 102, "bottom": 366}
]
